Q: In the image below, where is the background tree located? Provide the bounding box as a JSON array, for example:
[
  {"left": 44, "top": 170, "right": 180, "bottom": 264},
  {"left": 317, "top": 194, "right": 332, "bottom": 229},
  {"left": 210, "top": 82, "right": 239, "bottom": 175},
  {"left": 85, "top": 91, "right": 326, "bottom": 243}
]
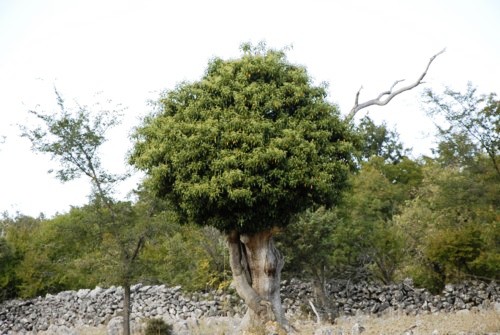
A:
[
  {"left": 278, "top": 123, "right": 417, "bottom": 319},
  {"left": 21, "top": 89, "right": 154, "bottom": 335},
  {"left": 0, "top": 214, "right": 43, "bottom": 300},
  {"left": 141, "top": 224, "right": 230, "bottom": 291},
  {"left": 0, "top": 237, "right": 17, "bottom": 302},
  {"left": 396, "top": 158, "right": 499, "bottom": 292},
  {"left": 277, "top": 207, "right": 338, "bottom": 321},
  {"left": 394, "top": 83, "right": 499, "bottom": 291},
  {"left": 130, "top": 43, "right": 357, "bottom": 329},
  {"left": 344, "top": 156, "right": 422, "bottom": 283},
  {"left": 423, "top": 82, "right": 499, "bottom": 175},
  {"left": 356, "top": 115, "right": 410, "bottom": 163}
]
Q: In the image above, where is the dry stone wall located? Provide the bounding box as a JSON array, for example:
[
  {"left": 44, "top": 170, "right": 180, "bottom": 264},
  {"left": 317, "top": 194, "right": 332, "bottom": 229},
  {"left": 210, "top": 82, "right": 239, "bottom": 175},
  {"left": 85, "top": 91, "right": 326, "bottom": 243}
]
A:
[{"left": 1, "top": 279, "right": 498, "bottom": 334}]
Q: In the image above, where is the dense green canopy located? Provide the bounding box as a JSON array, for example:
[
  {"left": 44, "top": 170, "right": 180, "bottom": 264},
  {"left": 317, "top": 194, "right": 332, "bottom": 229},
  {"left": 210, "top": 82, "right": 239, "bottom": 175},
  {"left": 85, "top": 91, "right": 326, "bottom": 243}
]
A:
[{"left": 130, "top": 45, "right": 356, "bottom": 233}]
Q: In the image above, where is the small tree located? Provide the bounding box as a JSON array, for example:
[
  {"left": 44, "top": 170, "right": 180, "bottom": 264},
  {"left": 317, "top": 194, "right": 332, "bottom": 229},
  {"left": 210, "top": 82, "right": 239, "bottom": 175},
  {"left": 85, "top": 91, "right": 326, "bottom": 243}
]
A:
[
  {"left": 21, "top": 90, "right": 152, "bottom": 335},
  {"left": 277, "top": 206, "right": 338, "bottom": 321}
]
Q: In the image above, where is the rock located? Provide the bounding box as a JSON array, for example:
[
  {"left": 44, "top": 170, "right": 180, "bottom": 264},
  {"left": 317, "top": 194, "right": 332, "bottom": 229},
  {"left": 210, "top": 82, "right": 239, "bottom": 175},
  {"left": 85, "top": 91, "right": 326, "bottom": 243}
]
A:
[
  {"left": 76, "top": 289, "right": 90, "bottom": 299},
  {"left": 352, "top": 322, "right": 365, "bottom": 335},
  {"left": 107, "top": 316, "right": 123, "bottom": 335},
  {"left": 314, "top": 326, "right": 335, "bottom": 335},
  {"left": 456, "top": 309, "right": 470, "bottom": 316},
  {"left": 45, "top": 324, "right": 78, "bottom": 335}
]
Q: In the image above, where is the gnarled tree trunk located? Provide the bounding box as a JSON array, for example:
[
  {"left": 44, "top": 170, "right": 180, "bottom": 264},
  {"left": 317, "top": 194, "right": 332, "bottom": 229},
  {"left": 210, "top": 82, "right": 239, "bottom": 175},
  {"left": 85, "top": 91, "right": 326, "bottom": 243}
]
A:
[{"left": 227, "top": 229, "right": 287, "bottom": 331}]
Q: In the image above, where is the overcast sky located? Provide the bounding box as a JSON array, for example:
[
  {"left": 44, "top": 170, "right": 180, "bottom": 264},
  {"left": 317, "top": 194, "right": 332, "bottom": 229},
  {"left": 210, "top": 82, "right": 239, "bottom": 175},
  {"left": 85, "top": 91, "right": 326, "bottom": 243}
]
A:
[{"left": 1, "top": 0, "right": 499, "bottom": 217}]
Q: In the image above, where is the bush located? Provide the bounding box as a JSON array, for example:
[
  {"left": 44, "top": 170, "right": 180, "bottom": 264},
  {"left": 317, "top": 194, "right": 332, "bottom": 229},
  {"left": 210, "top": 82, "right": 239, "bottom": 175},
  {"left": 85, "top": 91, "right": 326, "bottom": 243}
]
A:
[
  {"left": 405, "top": 263, "right": 445, "bottom": 294},
  {"left": 144, "top": 318, "right": 173, "bottom": 335}
]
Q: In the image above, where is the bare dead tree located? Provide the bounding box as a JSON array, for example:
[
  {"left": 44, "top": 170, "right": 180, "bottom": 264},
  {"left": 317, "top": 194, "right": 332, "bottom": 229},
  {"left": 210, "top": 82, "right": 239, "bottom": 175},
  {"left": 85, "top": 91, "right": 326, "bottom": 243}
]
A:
[{"left": 346, "top": 48, "right": 446, "bottom": 122}]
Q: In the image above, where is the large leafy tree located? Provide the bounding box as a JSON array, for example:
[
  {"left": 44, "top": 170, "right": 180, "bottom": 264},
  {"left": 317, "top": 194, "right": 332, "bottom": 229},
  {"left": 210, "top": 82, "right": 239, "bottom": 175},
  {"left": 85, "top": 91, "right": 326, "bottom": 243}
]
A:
[{"left": 130, "top": 44, "right": 356, "bottom": 329}]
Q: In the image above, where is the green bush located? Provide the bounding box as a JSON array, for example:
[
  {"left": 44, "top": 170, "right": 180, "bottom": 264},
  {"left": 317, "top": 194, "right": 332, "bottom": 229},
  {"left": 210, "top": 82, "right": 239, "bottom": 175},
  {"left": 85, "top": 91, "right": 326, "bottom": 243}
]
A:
[
  {"left": 405, "top": 263, "right": 445, "bottom": 294},
  {"left": 144, "top": 318, "right": 173, "bottom": 335}
]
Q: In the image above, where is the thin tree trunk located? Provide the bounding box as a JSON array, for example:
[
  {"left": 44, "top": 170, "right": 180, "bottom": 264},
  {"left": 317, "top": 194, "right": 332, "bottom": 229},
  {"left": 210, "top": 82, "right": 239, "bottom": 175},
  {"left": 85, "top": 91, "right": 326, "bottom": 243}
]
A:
[
  {"left": 123, "top": 283, "right": 131, "bottom": 335},
  {"left": 311, "top": 268, "right": 335, "bottom": 323},
  {"left": 227, "top": 229, "right": 287, "bottom": 331}
]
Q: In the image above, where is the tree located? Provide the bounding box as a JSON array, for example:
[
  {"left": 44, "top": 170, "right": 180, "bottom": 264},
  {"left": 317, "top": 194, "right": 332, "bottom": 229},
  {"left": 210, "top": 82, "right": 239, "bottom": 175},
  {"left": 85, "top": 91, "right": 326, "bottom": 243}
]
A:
[
  {"left": 0, "top": 214, "right": 45, "bottom": 300},
  {"left": 423, "top": 82, "right": 500, "bottom": 175},
  {"left": 356, "top": 116, "right": 410, "bottom": 163},
  {"left": 130, "top": 43, "right": 357, "bottom": 329},
  {"left": 0, "top": 234, "right": 18, "bottom": 302},
  {"left": 141, "top": 224, "right": 230, "bottom": 291},
  {"left": 396, "top": 159, "right": 499, "bottom": 292},
  {"left": 277, "top": 207, "right": 338, "bottom": 321},
  {"left": 332, "top": 154, "right": 423, "bottom": 284},
  {"left": 21, "top": 90, "right": 152, "bottom": 335}
]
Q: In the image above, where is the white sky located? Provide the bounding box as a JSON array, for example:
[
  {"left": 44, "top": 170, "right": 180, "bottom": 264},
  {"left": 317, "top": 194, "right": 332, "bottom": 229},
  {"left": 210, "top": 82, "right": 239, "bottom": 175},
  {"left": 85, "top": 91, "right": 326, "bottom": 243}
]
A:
[{"left": 0, "top": 0, "right": 499, "bottom": 217}]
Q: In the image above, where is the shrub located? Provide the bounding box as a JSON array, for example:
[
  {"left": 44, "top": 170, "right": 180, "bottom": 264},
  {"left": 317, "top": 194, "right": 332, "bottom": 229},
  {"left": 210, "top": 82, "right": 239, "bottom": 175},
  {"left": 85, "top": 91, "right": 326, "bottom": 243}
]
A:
[{"left": 144, "top": 318, "right": 173, "bottom": 335}]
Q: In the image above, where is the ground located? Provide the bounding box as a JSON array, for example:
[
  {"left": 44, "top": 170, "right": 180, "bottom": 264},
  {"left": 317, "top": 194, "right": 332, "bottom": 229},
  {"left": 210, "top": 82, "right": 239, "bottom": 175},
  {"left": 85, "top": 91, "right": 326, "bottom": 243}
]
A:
[{"left": 52, "top": 309, "right": 499, "bottom": 335}]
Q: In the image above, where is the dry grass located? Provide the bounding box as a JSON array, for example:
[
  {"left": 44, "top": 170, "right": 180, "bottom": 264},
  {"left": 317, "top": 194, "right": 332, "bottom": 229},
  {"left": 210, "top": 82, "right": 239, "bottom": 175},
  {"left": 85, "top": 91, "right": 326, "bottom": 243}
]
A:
[
  {"left": 55, "top": 309, "right": 500, "bottom": 335},
  {"left": 296, "top": 309, "right": 500, "bottom": 335},
  {"left": 183, "top": 310, "right": 500, "bottom": 335}
]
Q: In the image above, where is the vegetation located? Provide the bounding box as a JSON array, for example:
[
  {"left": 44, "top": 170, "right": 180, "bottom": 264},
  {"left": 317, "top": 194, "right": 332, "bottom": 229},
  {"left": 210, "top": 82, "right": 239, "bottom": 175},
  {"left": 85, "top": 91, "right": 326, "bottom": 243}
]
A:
[
  {"left": 18, "top": 90, "right": 167, "bottom": 335},
  {"left": 0, "top": 45, "right": 497, "bottom": 332},
  {"left": 144, "top": 318, "right": 174, "bottom": 335}
]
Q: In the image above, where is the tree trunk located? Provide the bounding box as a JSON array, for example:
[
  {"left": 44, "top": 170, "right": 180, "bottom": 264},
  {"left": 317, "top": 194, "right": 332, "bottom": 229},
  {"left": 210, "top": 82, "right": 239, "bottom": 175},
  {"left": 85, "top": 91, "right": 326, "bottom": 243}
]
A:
[
  {"left": 227, "top": 229, "right": 287, "bottom": 331},
  {"left": 311, "top": 269, "right": 336, "bottom": 323},
  {"left": 123, "top": 283, "right": 131, "bottom": 335}
]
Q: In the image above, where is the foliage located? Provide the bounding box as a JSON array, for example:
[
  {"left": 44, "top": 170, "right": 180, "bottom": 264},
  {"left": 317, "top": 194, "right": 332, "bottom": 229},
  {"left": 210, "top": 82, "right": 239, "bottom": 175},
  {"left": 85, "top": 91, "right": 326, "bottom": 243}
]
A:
[
  {"left": 130, "top": 44, "right": 356, "bottom": 233},
  {"left": 141, "top": 224, "right": 230, "bottom": 291},
  {"left": 21, "top": 89, "right": 126, "bottom": 191},
  {"left": 423, "top": 82, "right": 499, "bottom": 175},
  {"left": 426, "top": 225, "right": 483, "bottom": 275},
  {"left": 1, "top": 202, "right": 228, "bottom": 299},
  {"left": 396, "top": 159, "right": 499, "bottom": 291},
  {"left": 277, "top": 207, "right": 339, "bottom": 319},
  {"left": 21, "top": 90, "right": 151, "bottom": 335},
  {"left": 356, "top": 115, "right": 411, "bottom": 163},
  {"left": 278, "top": 207, "right": 336, "bottom": 281},
  {"left": 278, "top": 120, "right": 419, "bottom": 285},
  {"left": 0, "top": 237, "right": 18, "bottom": 301},
  {"left": 144, "top": 318, "right": 174, "bottom": 335},
  {"left": 332, "top": 155, "right": 422, "bottom": 283},
  {"left": 0, "top": 215, "right": 50, "bottom": 298}
]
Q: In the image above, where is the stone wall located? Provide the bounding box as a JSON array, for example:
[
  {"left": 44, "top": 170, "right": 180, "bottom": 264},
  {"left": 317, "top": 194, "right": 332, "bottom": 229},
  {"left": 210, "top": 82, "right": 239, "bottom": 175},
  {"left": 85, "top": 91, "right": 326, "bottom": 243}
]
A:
[{"left": 1, "top": 279, "right": 498, "bottom": 334}]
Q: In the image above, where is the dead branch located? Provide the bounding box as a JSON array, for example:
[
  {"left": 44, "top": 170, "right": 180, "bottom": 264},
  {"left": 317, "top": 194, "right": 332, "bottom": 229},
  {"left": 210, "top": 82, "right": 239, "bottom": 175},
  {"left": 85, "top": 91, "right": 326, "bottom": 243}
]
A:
[{"left": 346, "top": 48, "right": 446, "bottom": 122}]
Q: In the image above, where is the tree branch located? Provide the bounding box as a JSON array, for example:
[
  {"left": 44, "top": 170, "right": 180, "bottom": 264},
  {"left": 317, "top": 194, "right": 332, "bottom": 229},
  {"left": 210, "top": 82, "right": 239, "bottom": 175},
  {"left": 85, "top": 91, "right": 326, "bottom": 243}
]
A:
[{"left": 346, "top": 48, "right": 446, "bottom": 122}]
